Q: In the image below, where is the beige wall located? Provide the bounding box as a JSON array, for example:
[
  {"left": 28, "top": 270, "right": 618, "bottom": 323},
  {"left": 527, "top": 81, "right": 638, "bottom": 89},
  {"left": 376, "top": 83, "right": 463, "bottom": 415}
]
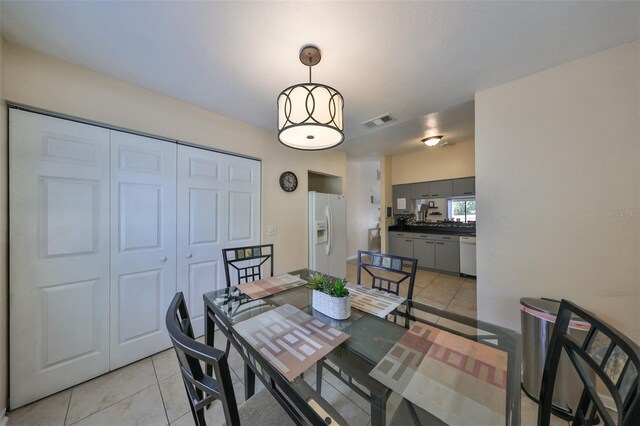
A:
[
  {"left": 379, "top": 155, "right": 393, "bottom": 253},
  {"left": 0, "top": 33, "right": 7, "bottom": 415},
  {"left": 346, "top": 160, "right": 380, "bottom": 258},
  {"left": 1, "top": 41, "right": 346, "bottom": 407},
  {"left": 391, "top": 141, "right": 475, "bottom": 184},
  {"left": 475, "top": 40, "right": 640, "bottom": 343}
]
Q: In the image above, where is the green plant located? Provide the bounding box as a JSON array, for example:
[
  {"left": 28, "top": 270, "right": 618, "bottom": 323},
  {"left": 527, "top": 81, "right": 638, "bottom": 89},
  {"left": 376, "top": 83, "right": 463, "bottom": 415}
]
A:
[
  {"left": 331, "top": 278, "right": 349, "bottom": 298},
  {"left": 307, "top": 273, "right": 349, "bottom": 298},
  {"left": 307, "top": 272, "right": 329, "bottom": 291}
]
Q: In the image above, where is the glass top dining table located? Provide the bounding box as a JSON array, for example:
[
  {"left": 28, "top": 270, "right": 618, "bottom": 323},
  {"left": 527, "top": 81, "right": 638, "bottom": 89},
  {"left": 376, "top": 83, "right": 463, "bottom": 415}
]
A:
[{"left": 203, "top": 269, "right": 521, "bottom": 426}]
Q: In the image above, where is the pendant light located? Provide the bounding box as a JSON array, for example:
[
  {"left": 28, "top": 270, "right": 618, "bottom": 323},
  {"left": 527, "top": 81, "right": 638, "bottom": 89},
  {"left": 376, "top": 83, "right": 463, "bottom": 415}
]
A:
[{"left": 277, "top": 45, "right": 344, "bottom": 150}]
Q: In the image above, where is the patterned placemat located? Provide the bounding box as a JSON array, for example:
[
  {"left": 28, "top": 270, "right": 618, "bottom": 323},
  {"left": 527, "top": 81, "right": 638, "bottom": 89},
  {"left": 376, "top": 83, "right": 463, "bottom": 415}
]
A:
[
  {"left": 236, "top": 274, "right": 306, "bottom": 300},
  {"left": 369, "top": 322, "right": 508, "bottom": 425},
  {"left": 233, "top": 304, "right": 349, "bottom": 382},
  {"left": 346, "top": 282, "right": 406, "bottom": 318}
]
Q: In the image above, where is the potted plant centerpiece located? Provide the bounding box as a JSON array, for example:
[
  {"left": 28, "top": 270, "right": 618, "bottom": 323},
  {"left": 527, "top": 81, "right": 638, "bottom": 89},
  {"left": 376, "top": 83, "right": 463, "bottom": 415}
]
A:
[{"left": 307, "top": 273, "right": 351, "bottom": 320}]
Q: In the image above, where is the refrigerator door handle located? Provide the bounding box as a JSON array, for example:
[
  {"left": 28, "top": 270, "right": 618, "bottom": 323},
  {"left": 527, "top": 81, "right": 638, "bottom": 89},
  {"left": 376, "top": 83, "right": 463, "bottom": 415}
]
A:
[{"left": 325, "top": 205, "right": 332, "bottom": 256}]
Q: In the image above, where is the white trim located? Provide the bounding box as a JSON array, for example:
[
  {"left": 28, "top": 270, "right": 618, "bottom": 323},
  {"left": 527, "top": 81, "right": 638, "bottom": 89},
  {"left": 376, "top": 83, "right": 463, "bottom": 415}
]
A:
[
  {"left": 346, "top": 255, "right": 357, "bottom": 261},
  {"left": 0, "top": 407, "right": 8, "bottom": 426}
]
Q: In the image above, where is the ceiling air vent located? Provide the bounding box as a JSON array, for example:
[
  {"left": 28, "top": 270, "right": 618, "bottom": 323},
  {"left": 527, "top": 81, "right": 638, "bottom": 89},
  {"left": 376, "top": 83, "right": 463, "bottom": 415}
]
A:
[{"left": 362, "top": 114, "right": 393, "bottom": 128}]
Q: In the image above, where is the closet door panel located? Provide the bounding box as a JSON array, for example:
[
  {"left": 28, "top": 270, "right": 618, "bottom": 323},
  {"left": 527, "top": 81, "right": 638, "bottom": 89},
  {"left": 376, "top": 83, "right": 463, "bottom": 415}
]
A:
[
  {"left": 226, "top": 157, "right": 261, "bottom": 247},
  {"left": 9, "top": 110, "right": 110, "bottom": 409},
  {"left": 110, "top": 131, "right": 177, "bottom": 369},
  {"left": 177, "top": 146, "right": 225, "bottom": 336}
]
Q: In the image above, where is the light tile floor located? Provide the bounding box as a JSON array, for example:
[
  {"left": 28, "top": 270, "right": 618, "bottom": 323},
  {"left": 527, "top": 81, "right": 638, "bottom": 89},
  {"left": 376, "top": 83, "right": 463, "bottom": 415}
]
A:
[{"left": 8, "top": 264, "right": 567, "bottom": 426}]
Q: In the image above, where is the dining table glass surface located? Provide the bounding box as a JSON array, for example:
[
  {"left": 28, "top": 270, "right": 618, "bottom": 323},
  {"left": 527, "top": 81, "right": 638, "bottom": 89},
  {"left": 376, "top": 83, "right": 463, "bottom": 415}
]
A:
[{"left": 203, "top": 269, "right": 522, "bottom": 426}]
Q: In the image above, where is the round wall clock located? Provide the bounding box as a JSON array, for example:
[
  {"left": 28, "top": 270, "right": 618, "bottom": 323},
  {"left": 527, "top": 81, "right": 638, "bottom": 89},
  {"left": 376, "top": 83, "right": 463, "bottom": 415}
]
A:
[{"left": 279, "top": 171, "right": 298, "bottom": 192}]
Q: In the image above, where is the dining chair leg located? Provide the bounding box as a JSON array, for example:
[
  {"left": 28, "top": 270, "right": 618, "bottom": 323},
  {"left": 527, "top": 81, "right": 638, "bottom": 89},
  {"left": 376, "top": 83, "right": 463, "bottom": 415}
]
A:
[
  {"left": 315, "top": 360, "right": 323, "bottom": 393},
  {"left": 244, "top": 362, "right": 255, "bottom": 400},
  {"left": 225, "top": 340, "right": 231, "bottom": 357},
  {"left": 205, "top": 309, "right": 215, "bottom": 377},
  {"left": 370, "top": 393, "right": 386, "bottom": 426}
]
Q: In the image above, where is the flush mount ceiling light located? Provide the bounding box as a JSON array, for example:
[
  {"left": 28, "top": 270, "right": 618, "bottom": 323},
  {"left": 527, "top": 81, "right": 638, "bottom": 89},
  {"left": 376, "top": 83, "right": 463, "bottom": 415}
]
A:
[
  {"left": 277, "top": 45, "right": 344, "bottom": 150},
  {"left": 422, "top": 136, "right": 443, "bottom": 147}
]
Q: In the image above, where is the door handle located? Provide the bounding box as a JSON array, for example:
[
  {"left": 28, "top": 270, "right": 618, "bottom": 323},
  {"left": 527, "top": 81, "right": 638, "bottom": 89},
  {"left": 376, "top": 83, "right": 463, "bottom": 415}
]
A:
[
  {"left": 325, "top": 205, "right": 332, "bottom": 256},
  {"left": 160, "top": 256, "right": 168, "bottom": 262},
  {"left": 432, "top": 193, "right": 439, "bottom": 197},
  {"left": 436, "top": 242, "right": 444, "bottom": 245},
  {"left": 185, "top": 253, "right": 193, "bottom": 259}
]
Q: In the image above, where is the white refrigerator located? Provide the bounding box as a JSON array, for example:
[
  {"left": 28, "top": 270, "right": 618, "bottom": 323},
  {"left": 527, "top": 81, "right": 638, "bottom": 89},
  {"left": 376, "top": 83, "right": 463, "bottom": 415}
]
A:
[{"left": 309, "top": 192, "right": 347, "bottom": 278}]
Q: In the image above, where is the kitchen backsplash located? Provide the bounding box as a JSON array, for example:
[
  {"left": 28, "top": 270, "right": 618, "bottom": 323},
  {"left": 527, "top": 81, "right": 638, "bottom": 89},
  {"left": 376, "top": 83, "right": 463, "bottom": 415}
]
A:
[{"left": 395, "top": 198, "right": 450, "bottom": 222}]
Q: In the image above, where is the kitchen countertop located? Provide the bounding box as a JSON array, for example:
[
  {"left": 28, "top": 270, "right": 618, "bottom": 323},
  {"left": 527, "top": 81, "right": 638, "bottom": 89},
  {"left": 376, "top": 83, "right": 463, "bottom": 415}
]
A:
[{"left": 388, "top": 223, "right": 476, "bottom": 236}]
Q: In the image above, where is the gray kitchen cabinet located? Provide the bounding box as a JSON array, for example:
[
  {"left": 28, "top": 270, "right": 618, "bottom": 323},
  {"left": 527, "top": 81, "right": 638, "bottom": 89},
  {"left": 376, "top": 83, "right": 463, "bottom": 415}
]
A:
[
  {"left": 452, "top": 177, "right": 475, "bottom": 197},
  {"left": 410, "top": 182, "right": 430, "bottom": 199},
  {"left": 428, "top": 180, "right": 453, "bottom": 198},
  {"left": 389, "top": 233, "right": 414, "bottom": 258},
  {"left": 413, "top": 238, "right": 435, "bottom": 269},
  {"left": 434, "top": 240, "right": 460, "bottom": 273},
  {"left": 392, "top": 184, "right": 412, "bottom": 214}
]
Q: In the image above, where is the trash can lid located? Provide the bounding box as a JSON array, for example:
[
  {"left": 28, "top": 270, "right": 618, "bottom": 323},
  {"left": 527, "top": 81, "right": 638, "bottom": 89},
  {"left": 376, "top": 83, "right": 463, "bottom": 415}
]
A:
[
  {"left": 520, "top": 298, "right": 589, "bottom": 328},
  {"left": 520, "top": 297, "right": 561, "bottom": 316}
]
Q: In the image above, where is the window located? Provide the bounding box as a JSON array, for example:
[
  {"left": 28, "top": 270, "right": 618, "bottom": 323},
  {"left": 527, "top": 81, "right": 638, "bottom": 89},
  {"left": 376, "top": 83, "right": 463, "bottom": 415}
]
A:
[{"left": 449, "top": 198, "right": 476, "bottom": 223}]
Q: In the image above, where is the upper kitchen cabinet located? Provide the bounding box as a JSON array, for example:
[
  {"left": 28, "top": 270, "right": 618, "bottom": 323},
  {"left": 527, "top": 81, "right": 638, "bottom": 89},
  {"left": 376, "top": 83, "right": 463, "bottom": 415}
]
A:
[
  {"left": 392, "top": 184, "right": 412, "bottom": 214},
  {"left": 410, "top": 182, "right": 430, "bottom": 199},
  {"left": 427, "top": 180, "right": 453, "bottom": 198},
  {"left": 452, "top": 177, "right": 475, "bottom": 197}
]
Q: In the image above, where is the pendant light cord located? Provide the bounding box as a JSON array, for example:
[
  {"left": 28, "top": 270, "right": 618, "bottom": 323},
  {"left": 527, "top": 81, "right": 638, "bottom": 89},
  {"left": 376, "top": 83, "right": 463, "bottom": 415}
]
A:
[{"left": 308, "top": 60, "right": 312, "bottom": 83}]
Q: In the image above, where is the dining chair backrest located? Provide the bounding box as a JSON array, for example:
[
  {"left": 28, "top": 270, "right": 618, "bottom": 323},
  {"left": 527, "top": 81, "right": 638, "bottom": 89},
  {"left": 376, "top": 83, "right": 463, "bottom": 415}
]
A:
[
  {"left": 538, "top": 299, "right": 640, "bottom": 426},
  {"left": 223, "top": 244, "right": 274, "bottom": 288},
  {"left": 166, "top": 292, "right": 240, "bottom": 426},
  {"left": 356, "top": 250, "right": 418, "bottom": 300}
]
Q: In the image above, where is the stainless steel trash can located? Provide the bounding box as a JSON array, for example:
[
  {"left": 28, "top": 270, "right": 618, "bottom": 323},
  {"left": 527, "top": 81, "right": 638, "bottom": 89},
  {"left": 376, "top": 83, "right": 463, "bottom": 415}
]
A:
[{"left": 520, "top": 297, "right": 591, "bottom": 419}]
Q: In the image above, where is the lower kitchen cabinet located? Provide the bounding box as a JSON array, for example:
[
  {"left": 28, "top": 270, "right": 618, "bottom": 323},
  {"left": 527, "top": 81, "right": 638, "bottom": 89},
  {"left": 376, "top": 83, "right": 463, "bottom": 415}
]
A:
[
  {"left": 434, "top": 240, "right": 460, "bottom": 273},
  {"left": 389, "top": 234, "right": 414, "bottom": 259},
  {"left": 390, "top": 231, "right": 461, "bottom": 274},
  {"left": 413, "top": 238, "right": 435, "bottom": 269}
]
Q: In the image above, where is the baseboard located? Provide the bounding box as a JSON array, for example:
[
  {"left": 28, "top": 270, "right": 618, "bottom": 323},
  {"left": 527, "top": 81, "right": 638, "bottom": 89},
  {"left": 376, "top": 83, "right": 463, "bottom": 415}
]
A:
[
  {"left": 347, "top": 250, "right": 380, "bottom": 262},
  {"left": 0, "top": 407, "right": 8, "bottom": 426}
]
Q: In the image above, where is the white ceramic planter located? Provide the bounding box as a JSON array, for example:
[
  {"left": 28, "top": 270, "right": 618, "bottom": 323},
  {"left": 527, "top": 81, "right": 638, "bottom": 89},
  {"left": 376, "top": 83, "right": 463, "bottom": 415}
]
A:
[{"left": 312, "top": 290, "right": 351, "bottom": 320}]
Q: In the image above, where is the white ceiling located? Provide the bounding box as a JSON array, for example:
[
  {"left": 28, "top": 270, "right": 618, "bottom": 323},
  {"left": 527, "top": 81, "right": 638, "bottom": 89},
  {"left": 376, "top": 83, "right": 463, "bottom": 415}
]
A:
[{"left": 2, "top": 1, "right": 639, "bottom": 159}]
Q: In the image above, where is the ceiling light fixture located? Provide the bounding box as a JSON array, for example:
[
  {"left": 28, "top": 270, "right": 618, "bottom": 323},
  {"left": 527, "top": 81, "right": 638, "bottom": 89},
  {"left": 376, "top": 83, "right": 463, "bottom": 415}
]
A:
[
  {"left": 422, "top": 136, "right": 443, "bottom": 147},
  {"left": 277, "top": 45, "right": 344, "bottom": 150}
]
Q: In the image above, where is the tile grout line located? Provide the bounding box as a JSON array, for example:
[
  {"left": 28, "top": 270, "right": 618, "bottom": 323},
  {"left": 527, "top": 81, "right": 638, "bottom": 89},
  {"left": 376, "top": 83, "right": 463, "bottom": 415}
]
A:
[
  {"left": 63, "top": 388, "right": 73, "bottom": 426},
  {"left": 65, "top": 383, "right": 160, "bottom": 426},
  {"left": 151, "top": 356, "right": 172, "bottom": 425},
  {"left": 321, "top": 378, "right": 370, "bottom": 419}
]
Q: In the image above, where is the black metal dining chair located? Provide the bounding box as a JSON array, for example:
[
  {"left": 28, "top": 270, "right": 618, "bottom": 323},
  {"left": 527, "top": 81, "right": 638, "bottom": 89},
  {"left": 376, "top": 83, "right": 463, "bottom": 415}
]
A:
[
  {"left": 357, "top": 250, "right": 418, "bottom": 300},
  {"left": 315, "top": 251, "right": 418, "bottom": 424},
  {"left": 538, "top": 299, "right": 640, "bottom": 426},
  {"left": 222, "top": 244, "right": 274, "bottom": 288},
  {"left": 166, "top": 292, "right": 294, "bottom": 426},
  {"left": 220, "top": 244, "right": 275, "bottom": 356}
]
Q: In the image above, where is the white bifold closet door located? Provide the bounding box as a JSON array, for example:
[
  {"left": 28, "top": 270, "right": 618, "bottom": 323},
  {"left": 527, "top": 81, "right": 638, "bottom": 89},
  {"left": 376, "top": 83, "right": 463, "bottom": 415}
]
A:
[
  {"left": 177, "top": 145, "right": 261, "bottom": 336},
  {"left": 9, "top": 110, "right": 261, "bottom": 408},
  {"left": 109, "top": 131, "right": 177, "bottom": 369},
  {"left": 9, "top": 110, "right": 111, "bottom": 408}
]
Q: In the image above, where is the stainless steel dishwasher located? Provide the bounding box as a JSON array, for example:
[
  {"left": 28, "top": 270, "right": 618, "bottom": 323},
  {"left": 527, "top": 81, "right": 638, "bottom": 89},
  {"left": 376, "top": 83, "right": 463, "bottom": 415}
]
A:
[{"left": 459, "top": 236, "right": 476, "bottom": 276}]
